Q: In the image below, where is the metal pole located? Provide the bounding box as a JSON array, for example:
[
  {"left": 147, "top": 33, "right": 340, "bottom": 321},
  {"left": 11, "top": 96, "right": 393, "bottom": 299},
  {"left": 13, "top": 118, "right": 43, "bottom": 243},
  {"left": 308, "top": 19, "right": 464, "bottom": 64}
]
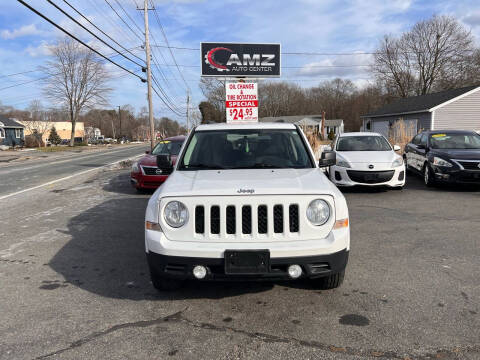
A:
[
  {"left": 144, "top": 0, "right": 155, "bottom": 152},
  {"left": 118, "top": 105, "right": 121, "bottom": 140},
  {"left": 186, "top": 90, "right": 190, "bottom": 133}
]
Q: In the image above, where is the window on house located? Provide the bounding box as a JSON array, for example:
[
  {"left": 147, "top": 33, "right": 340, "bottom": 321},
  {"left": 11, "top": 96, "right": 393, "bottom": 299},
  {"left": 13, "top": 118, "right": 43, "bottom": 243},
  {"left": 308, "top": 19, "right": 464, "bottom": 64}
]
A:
[
  {"left": 365, "top": 120, "right": 371, "bottom": 130},
  {"left": 0, "top": 128, "right": 5, "bottom": 138},
  {"left": 15, "top": 129, "right": 21, "bottom": 138}
]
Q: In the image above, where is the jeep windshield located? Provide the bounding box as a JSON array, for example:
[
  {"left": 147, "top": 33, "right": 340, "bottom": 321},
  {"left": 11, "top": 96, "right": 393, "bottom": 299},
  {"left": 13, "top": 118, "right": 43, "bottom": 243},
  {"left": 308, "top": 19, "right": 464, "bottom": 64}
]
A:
[
  {"left": 336, "top": 136, "right": 392, "bottom": 151},
  {"left": 178, "top": 129, "right": 314, "bottom": 170}
]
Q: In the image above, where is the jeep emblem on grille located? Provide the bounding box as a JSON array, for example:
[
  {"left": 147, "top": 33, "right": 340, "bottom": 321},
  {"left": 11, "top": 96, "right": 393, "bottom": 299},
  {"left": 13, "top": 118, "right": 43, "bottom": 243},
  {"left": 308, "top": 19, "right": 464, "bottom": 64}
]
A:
[
  {"left": 155, "top": 168, "right": 163, "bottom": 175},
  {"left": 237, "top": 188, "right": 255, "bottom": 194}
]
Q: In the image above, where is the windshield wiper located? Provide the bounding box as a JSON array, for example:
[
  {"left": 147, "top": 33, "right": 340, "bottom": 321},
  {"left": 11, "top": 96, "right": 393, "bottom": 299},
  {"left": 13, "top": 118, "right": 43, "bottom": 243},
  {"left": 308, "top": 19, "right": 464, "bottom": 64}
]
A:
[
  {"left": 183, "top": 163, "right": 225, "bottom": 170},
  {"left": 233, "top": 163, "right": 283, "bottom": 169}
]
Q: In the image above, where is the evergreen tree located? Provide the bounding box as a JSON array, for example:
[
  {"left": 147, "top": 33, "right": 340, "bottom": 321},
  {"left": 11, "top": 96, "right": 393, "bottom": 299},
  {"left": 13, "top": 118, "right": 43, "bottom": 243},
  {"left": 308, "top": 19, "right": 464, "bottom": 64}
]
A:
[{"left": 48, "top": 126, "right": 62, "bottom": 145}]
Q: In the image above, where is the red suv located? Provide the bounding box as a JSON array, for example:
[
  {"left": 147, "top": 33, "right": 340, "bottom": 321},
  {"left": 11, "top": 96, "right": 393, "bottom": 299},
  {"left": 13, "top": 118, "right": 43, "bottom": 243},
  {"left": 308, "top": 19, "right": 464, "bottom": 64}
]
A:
[{"left": 130, "top": 135, "right": 186, "bottom": 191}]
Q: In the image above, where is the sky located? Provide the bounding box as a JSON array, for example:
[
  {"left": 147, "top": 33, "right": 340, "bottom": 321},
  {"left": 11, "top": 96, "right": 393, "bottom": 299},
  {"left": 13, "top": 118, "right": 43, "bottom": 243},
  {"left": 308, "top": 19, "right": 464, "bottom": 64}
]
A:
[{"left": 0, "top": 0, "right": 479, "bottom": 125}]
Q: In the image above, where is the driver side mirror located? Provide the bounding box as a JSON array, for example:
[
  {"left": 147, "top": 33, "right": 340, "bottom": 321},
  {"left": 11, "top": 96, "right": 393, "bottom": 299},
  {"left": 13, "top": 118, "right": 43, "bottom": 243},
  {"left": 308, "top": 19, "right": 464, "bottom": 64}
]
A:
[
  {"left": 157, "top": 154, "right": 173, "bottom": 170},
  {"left": 393, "top": 145, "right": 401, "bottom": 151},
  {"left": 417, "top": 144, "right": 426, "bottom": 150},
  {"left": 318, "top": 151, "right": 336, "bottom": 168}
]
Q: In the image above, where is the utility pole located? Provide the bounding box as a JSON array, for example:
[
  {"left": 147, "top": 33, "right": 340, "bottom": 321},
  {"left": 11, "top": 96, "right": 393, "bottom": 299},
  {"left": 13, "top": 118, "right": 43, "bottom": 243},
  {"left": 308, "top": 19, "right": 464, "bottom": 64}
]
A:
[
  {"left": 143, "top": 0, "right": 155, "bottom": 152},
  {"left": 186, "top": 90, "right": 190, "bottom": 133},
  {"left": 118, "top": 105, "right": 121, "bottom": 140}
]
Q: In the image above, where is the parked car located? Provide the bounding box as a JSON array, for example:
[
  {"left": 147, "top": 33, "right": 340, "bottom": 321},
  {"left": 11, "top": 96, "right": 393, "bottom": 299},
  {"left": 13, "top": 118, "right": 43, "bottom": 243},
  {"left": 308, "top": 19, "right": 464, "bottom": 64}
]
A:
[
  {"left": 404, "top": 130, "right": 480, "bottom": 186},
  {"left": 130, "top": 135, "right": 186, "bottom": 190},
  {"left": 329, "top": 132, "right": 405, "bottom": 189},
  {"left": 144, "top": 123, "right": 349, "bottom": 291}
]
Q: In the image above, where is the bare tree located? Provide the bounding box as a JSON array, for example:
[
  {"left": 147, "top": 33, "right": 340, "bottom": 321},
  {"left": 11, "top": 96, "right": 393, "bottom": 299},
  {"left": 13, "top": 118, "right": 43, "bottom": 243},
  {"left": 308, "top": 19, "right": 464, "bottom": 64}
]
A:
[
  {"left": 22, "top": 100, "right": 52, "bottom": 147},
  {"left": 373, "top": 15, "right": 475, "bottom": 97},
  {"left": 42, "top": 38, "right": 112, "bottom": 146}
]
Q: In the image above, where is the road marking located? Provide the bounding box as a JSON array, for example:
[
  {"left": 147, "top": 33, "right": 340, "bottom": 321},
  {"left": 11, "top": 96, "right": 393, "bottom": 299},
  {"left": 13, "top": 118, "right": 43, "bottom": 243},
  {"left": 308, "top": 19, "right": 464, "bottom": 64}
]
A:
[
  {"left": 0, "top": 145, "right": 147, "bottom": 174},
  {"left": 0, "top": 153, "right": 143, "bottom": 201}
]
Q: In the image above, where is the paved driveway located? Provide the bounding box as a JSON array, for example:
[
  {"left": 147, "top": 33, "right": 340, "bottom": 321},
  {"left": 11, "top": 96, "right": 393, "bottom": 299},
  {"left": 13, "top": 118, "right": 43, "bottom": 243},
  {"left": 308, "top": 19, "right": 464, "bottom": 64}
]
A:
[{"left": 0, "top": 169, "right": 478, "bottom": 359}]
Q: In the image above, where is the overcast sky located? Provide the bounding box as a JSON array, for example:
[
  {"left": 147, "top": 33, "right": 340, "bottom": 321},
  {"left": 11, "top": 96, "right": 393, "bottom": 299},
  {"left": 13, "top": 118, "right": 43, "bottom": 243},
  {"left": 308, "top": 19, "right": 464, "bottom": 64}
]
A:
[{"left": 1, "top": 0, "right": 479, "bottom": 124}]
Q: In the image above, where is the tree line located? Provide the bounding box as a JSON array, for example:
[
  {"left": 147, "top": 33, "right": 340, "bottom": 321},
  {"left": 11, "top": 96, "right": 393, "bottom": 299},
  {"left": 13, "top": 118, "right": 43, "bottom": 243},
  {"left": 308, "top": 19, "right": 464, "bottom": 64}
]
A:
[{"left": 198, "top": 15, "right": 480, "bottom": 131}]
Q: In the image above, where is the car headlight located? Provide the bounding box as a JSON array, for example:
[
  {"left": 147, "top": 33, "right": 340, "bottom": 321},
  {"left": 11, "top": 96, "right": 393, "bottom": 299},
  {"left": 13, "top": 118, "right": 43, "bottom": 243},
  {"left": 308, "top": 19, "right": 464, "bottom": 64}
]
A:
[
  {"left": 392, "top": 157, "right": 403, "bottom": 167},
  {"left": 433, "top": 157, "right": 453, "bottom": 167},
  {"left": 132, "top": 161, "right": 140, "bottom": 172},
  {"left": 306, "top": 199, "right": 330, "bottom": 226},
  {"left": 336, "top": 155, "right": 351, "bottom": 168},
  {"left": 164, "top": 201, "right": 188, "bottom": 228}
]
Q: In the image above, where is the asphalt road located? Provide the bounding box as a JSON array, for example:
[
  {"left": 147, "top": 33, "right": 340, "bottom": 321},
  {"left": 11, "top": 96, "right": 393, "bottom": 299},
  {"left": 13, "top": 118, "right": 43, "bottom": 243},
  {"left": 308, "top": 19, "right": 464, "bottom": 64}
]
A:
[
  {"left": 0, "top": 144, "right": 148, "bottom": 198},
  {"left": 0, "top": 168, "right": 479, "bottom": 359}
]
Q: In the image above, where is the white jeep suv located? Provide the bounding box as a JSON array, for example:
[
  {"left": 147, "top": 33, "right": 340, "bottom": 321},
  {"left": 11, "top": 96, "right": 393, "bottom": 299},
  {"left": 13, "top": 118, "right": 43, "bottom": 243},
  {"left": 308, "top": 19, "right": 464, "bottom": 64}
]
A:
[{"left": 145, "top": 123, "right": 350, "bottom": 290}]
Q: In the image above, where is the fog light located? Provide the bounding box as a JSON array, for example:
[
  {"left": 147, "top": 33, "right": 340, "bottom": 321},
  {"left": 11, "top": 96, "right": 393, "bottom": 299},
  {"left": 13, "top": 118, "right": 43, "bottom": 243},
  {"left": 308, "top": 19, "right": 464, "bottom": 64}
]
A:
[
  {"left": 193, "top": 265, "right": 207, "bottom": 279},
  {"left": 287, "top": 264, "right": 302, "bottom": 279}
]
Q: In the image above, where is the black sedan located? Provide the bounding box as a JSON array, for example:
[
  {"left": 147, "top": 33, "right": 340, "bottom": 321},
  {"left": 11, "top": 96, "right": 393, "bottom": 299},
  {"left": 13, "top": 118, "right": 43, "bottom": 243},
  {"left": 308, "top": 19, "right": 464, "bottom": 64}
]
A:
[{"left": 404, "top": 130, "right": 480, "bottom": 186}]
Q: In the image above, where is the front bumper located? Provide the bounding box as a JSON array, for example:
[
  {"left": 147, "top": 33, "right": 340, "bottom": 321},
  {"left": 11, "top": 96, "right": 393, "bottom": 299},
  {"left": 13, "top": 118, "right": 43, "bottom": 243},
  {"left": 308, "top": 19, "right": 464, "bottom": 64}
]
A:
[
  {"left": 147, "top": 248, "right": 349, "bottom": 281},
  {"left": 130, "top": 172, "right": 169, "bottom": 189},
  {"left": 330, "top": 165, "right": 405, "bottom": 187},
  {"left": 432, "top": 166, "right": 480, "bottom": 184}
]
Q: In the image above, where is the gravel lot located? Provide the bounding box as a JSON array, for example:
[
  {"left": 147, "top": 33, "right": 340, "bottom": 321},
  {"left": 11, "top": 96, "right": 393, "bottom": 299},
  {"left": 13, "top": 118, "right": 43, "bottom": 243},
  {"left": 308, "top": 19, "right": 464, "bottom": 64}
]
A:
[{"left": 0, "top": 168, "right": 478, "bottom": 360}]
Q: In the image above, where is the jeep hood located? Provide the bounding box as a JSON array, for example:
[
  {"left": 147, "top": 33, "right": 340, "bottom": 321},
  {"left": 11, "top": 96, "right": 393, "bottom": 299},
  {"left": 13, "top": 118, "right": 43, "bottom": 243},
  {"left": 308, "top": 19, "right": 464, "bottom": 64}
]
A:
[{"left": 158, "top": 169, "right": 338, "bottom": 197}]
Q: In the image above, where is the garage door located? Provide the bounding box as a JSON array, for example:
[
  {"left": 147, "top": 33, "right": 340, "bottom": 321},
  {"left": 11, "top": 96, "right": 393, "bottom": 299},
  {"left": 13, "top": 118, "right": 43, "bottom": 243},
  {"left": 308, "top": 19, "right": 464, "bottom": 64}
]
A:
[{"left": 372, "top": 120, "right": 389, "bottom": 137}]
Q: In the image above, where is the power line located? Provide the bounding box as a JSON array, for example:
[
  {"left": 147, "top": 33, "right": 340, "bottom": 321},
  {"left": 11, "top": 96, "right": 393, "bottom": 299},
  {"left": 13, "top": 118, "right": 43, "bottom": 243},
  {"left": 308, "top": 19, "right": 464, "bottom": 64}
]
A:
[
  {"left": 103, "top": 0, "right": 143, "bottom": 42},
  {"left": 0, "top": 70, "right": 39, "bottom": 79},
  {"left": 113, "top": 0, "right": 144, "bottom": 35},
  {"left": 150, "top": 1, "right": 190, "bottom": 91},
  {"left": 60, "top": 0, "right": 145, "bottom": 64},
  {"left": 47, "top": 0, "right": 144, "bottom": 68},
  {"left": 153, "top": 63, "right": 372, "bottom": 68},
  {"left": 16, "top": 0, "right": 145, "bottom": 81}
]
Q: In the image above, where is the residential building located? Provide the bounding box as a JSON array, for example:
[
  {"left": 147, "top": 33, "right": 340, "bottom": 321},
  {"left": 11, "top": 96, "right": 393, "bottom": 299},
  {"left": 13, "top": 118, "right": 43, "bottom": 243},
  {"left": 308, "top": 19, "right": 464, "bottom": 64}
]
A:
[
  {"left": 361, "top": 85, "right": 480, "bottom": 138},
  {"left": 0, "top": 115, "right": 25, "bottom": 147},
  {"left": 259, "top": 115, "right": 344, "bottom": 137},
  {"left": 19, "top": 121, "right": 85, "bottom": 143}
]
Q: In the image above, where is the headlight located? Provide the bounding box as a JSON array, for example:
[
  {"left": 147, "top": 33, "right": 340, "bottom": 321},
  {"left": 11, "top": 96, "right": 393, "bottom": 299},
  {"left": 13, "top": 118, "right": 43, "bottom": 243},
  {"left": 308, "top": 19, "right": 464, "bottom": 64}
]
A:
[
  {"left": 306, "top": 199, "right": 330, "bottom": 226},
  {"left": 164, "top": 201, "right": 188, "bottom": 228},
  {"left": 433, "top": 157, "right": 453, "bottom": 167},
  {"left": 132, "top": 161, "right": 140, "bottom": 172},
  {"left": 336, "top": 155, "right": 351, "bottom": 168},
  {"left": 392, "top": 157, "right": 403, "bottom": 167}
]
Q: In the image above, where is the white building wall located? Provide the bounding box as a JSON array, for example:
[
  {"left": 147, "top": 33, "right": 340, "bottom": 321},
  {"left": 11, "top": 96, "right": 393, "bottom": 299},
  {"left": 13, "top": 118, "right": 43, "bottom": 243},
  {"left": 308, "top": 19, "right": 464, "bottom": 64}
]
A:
[{"left": 433, "top": 89, "right": 480, "bottom": 132}]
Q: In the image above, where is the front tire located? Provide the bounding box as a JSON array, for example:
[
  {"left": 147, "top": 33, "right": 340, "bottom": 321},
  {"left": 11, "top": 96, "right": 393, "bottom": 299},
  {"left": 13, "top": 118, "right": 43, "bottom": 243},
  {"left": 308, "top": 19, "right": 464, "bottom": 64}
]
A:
[
  {"left": 423, "top": 163, "right": 435, "bottom": 187},
  {"left": 314, "top": 270, "right": 345, "bottom": 290}
]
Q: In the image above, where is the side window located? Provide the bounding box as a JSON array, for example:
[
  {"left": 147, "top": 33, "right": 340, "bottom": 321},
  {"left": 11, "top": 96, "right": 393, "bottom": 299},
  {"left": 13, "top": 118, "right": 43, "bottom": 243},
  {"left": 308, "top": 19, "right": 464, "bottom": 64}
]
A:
[
  {"left": 420, "top": 134, "right": 427, "bottom": 146},
  {"left": 412, "top": 134, "right": 421, "bottom": 145},
  {"left": 0, "top": 128, "right": 5, "bottom": 139}
]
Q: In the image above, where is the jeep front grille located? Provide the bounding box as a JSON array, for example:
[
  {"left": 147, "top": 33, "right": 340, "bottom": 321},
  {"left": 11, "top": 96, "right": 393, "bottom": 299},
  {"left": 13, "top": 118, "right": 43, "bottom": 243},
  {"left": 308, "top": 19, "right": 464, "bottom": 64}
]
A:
[{"left": 195, "top": 204, "right": 299, "bottom": 236}]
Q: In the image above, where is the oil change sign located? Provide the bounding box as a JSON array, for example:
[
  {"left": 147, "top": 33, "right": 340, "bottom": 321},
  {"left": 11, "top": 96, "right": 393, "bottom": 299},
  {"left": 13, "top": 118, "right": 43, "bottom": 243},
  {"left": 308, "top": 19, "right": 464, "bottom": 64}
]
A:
[{"left": 226, "top": 82, "right": 258, "bottom": 123}]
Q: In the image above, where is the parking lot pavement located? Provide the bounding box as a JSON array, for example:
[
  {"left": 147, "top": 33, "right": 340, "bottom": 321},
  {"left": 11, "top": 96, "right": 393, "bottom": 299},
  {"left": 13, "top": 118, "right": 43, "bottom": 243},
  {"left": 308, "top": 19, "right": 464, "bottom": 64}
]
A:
[{"left": 0, "top": 169, "right": 478, "bottom": 360}]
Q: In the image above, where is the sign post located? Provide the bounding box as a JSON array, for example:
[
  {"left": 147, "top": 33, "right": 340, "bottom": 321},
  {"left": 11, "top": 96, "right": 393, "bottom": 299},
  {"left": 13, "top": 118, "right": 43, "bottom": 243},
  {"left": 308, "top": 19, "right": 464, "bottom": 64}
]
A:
[{"left": 225, "top": 81, "right": 258, "bottom": 123}]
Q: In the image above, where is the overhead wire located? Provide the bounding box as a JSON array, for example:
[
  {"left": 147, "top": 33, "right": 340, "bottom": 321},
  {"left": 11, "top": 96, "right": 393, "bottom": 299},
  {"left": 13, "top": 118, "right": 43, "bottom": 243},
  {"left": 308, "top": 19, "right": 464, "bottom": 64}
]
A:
[
  {"left": 103, "top": 0, "right": 143, "bottom": 42},
  {"left": 60, "top": 0, "right": 145, "bottom": 64},
  {"left": 16, "top": 0, "right": 145, "bottom": 81},
  {"left": 46, "top": 0, "right": 145, "bottom": 68}
]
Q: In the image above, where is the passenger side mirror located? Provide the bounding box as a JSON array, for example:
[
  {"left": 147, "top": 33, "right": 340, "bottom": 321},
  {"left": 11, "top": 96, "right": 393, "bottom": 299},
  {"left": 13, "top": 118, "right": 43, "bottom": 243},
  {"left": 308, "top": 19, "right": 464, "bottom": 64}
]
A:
[
  {"left": 393, "top": 145, "right": 401, "bottom": 151},
  {"left": 417, "top": 144, "right": 426, "bottom": 150},
  {"left": 157, "top": 154, "right": 173, "bottom": 170},
  {"left": 318, "top": 151, "right": 336, "bottom": 168}
]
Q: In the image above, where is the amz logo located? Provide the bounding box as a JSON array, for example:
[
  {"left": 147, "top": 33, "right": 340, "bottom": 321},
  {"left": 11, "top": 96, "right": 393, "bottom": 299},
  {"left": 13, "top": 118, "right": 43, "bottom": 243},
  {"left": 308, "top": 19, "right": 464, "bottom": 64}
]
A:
[{"left": 205, "top": 47, "right": 276, "bottom": 73}]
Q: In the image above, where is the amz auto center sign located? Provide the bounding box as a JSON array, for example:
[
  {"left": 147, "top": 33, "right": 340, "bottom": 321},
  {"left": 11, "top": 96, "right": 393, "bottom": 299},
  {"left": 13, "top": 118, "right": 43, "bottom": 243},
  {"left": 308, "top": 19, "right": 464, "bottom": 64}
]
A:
[
  {"left": 201, "top": 43, "right": 280, "bottom": 77},
  {"left": 226, "top": 82, "right": 258, "bottom": 123}
]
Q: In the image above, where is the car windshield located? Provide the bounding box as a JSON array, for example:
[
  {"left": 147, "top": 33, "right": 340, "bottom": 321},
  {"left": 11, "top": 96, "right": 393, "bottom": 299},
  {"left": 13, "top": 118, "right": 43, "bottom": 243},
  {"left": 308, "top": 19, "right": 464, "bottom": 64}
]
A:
[
  {"left": 430, "top": 133, "right": 480, "bottom": 149},
  {"left": 152, "top": 140, "right": 183, "bottom": 155},
  {"left": 179, "top": 129, "right": 313, "bottom": 170},
  {"left": 336, "top": 136, "right": 392, "bottom": 151}
]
